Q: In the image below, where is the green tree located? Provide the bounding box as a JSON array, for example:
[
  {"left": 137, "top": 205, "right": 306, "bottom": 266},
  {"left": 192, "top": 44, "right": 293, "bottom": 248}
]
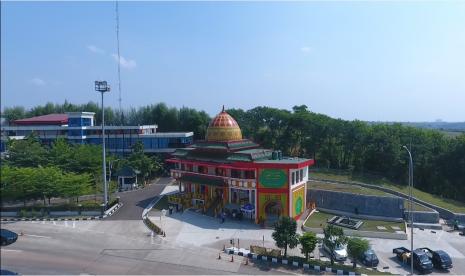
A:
[
  {"left": 6, "top": 134, "right": 47, "bottom": 167},
  {"left": 126, "top": 142, "right": 163, "bottom": 183},
  {"left": 272, "top": 216, "right": 300, "bottom": 257},
  {"left": 299, "top": 232, "right": 318, "bottom": 261},
  {"left": 2, "top": 106, "right": 26, "bottom": 124},
  {"left": 347, "top": 237, "right": 370, "bottom": 268},
  {"left": 48, "top": 139, "right": 72, "bottom": 171},
  {"left": 323, "top": 224, "right": 348, "bottom": 265},
  {"left": 58, "top": 172, "right": 92, "bottom": 203},
  {"left": 11, "top": 167, "right": 39, "bottom": 206},
  {"left": 36, "top": 167, "right": 62, "bottom": 205}
]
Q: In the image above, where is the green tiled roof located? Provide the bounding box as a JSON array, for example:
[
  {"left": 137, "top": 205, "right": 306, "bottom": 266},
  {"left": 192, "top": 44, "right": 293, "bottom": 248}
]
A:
[
  {"left": 179, "top": 174, "right": 226, "bottom": 187},
  {"left": 226, "top": 154, "right": 252, "bottom": 162},
  {"left": 255, "top": 157, "right": 311, "bottom": 164}
]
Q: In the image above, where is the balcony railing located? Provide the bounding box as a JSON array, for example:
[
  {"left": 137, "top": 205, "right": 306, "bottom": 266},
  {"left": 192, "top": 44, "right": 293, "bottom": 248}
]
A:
[{"left": 170, "top": 169, "right": 256, "bottom": 188}]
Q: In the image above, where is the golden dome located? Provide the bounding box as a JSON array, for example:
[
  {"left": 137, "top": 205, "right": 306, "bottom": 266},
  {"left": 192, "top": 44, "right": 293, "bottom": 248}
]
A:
[{"left": 206, "top": 107, "right": 243, "bottom": 142}]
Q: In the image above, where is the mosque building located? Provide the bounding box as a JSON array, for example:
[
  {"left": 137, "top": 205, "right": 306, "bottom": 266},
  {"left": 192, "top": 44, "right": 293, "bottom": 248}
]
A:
[{"left": 167, "top": 107, "right": 314, "bottom": 224}]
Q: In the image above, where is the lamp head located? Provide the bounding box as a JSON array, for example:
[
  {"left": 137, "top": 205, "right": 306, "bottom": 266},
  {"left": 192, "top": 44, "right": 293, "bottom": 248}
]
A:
[{"left": 95, "top": 81, "right": 111, "bottom": 92}]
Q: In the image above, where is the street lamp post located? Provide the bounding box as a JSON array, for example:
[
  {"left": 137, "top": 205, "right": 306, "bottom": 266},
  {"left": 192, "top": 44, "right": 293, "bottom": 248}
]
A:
[
  {"left": 95, "top": 81, "right": 110, "bottom": 209},
  {"left": 402, "top": 145, "right": 414, "bottom": 275}
]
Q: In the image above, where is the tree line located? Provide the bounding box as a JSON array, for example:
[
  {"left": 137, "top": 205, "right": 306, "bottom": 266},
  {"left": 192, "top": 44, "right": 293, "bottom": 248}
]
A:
[
  {"left": 1, "top": 135, "right": 163, "bottom": 205},
  {"left": 3, "top": 102, "right": 464, "bottom": 202},
  {"left": 2, "top": 101, "right": 210, "bottom": 140},
  {"left": 228, "top": 105, "right": 465, "bottom": 202}
]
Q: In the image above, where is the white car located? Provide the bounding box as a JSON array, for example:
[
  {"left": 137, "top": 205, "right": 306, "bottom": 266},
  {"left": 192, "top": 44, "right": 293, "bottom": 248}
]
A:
[{"left": 323, "top": 240, "right": 348, "bottom": 261}]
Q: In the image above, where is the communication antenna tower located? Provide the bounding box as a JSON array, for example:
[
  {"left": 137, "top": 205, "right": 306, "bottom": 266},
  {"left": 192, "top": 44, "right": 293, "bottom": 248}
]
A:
[{"left": 115, "top": 1, "right": 123, "bottom": 122}]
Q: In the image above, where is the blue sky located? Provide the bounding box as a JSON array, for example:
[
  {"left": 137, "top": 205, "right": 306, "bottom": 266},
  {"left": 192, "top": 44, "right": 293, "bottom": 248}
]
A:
[{"left": 2, "top": 1, "right": 464, "bottom": 121}]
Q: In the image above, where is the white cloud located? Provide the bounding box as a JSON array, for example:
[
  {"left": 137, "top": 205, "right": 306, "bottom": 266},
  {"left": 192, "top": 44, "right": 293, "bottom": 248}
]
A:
[
  {"left": 112, "top": 54, "right": 137, "bottom": 69},
  {"left": 87, "top": 45, "right": 105, "bottom": 54},
  {"left": 300, "top": 46, "right": 312, "bottom": 54},
  {"left": 30, "top": 77, "right": 46, "bottom": 86}
]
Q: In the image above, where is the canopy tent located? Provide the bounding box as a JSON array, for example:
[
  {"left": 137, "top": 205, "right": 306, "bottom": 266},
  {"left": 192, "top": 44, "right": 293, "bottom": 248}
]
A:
[{"left": 240, "top": 203, "right": 255, "bottom": 220}]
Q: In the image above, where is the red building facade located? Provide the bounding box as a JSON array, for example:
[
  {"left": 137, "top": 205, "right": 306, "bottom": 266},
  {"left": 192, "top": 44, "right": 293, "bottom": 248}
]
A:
[{"left": 167, "top": 108, "right": 314, "bottom": 224}]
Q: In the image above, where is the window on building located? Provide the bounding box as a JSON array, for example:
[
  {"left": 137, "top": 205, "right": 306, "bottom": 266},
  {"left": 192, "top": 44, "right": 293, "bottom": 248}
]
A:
[
  {"left": 216, "top": 168, "right": 226, "bottom": 176},
  {"left": 244, "top": 170, "right": 255, "bottom": 179},
  {"left": 198, "top": 166, "right": 207, "bottom": 174},
  {"left": 231, "top": 169, "right": 241, "bottom": 178}
]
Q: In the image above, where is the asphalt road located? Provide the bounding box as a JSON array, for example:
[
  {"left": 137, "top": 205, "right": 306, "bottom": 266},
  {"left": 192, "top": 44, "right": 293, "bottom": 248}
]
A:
[
  {"left": 0, "top": 178, "right": 292, "bottom": 275},
  {"left": 106, "top": 177, "right": 172, "bottom": 220}
]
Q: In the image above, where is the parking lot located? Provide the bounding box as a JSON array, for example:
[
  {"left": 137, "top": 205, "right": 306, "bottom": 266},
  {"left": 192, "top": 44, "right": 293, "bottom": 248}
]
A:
[{"left": 367, "top": 228, "right": 465, "bottom": 275}]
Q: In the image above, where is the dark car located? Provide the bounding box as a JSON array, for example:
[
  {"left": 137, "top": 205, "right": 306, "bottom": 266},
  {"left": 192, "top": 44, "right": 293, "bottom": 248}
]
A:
[
  {"left": 361, "top": 249, "right": 379, "bottom": 267},
  {"left": 419, "top": 248, "right": 453, "bottom": 270},
  {"left": 413, "top": 249, "right": 434, "bottom": 274},
  {"left": 1, "top": 229, "right": 18, "bottom": 246},
  {"left": 393, "top": 247, "right": 433, "bottom": 274}
]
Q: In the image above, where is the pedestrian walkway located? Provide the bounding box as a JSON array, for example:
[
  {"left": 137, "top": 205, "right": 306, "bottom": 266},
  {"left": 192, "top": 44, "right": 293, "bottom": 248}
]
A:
[{"left": 147, "top": 208, "right": 304, "bottom": 257}]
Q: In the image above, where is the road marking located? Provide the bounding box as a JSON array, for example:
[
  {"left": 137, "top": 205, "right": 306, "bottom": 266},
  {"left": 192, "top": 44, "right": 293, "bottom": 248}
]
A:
[
  {"left": 53, "top": 221, "right": 56, "bottom": 225},
  {"left": 1, "top": 249, "right": 22, "bottom": 252},
  {"left": 73, "top": 221, "right": 76, "bottom": 228},
  {"left": 24, "top": 234, "right": 51, "bottom": 238},
  {"left": 65, "top": 220, "right": 68, "bottom": 227}
]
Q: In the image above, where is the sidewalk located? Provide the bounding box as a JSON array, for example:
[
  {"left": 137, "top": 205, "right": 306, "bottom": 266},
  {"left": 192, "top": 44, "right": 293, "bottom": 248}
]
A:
[{"left": 148, "top": 208, "right": 304, "bottom": 257}]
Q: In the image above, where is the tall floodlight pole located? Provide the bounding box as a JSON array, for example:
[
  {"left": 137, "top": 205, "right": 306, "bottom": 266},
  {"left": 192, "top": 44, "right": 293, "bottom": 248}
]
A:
[
  {"left": 402, "top": 145, "right": 414, "bottom": 275},
  {"left": 95, "top": 81, "right": 111, "bottom": 209}
]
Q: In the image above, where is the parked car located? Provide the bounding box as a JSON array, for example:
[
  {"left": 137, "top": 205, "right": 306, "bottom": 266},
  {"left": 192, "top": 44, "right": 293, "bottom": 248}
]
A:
[
  {"left": 361, "top": 249, "right": 379, "bottom": 267},
  {"left": 393, "top": 247, "right": 433, "bottom": 274},
  {"left": 419, "top": 248, "right": 453, "bottom": 270},
  {"left": 1, "top": 229, "right": 18, "bottom": 246},
  {"left": 323, "top": 239, "right": 348, "bottom": 261}
]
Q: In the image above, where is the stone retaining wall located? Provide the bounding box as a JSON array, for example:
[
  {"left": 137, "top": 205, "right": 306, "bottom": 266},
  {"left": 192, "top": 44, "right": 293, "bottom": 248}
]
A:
[
  {"left": 308, "top": 189, "right": 405, "bottom": 218},
  {"left": 311, "top": 178, "right": 465, "bottom": 223},
  {"left": 404, "top": 210, "right": 440, "bottom": 224}
]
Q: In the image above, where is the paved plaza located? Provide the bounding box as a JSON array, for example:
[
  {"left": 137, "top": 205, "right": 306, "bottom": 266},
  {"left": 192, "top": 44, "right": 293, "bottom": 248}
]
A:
[{"left": 149, "top": 184, "right": 465, "bottom": 275}]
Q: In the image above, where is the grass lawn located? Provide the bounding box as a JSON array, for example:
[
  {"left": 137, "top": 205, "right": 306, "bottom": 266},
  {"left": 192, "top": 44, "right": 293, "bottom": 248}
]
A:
[
  {"left": 152, "top": 195, "right": 169, "bottom": 211},
  {"left": 304, "top": 211, "right": 406, "bottom": 233},
  {"left": 310, "top": 171, "right": 465, "bottom": 213}
]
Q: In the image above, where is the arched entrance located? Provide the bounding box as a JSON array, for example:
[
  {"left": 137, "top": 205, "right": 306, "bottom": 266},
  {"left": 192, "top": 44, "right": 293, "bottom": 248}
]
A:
[{"left": 264, "top": 201, "right": 282, "bottom": 224}]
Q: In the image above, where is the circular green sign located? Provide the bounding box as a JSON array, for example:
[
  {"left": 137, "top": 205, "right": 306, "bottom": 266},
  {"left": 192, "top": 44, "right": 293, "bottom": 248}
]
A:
[{"left": 259, "top": 169, "right": 287, "bottom": 188}]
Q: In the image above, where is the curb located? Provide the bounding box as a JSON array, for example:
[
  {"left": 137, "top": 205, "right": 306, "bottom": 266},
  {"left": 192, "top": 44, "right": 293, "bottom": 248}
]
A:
[
  {"left": 224, "top": 250, "right": 360, "bottom": 275},
  {"left": 141, "top": 196, "right": 165, "bottom": 235},
  {"left": 0, "top": 203, "right": 123, "bottom": 222}
]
